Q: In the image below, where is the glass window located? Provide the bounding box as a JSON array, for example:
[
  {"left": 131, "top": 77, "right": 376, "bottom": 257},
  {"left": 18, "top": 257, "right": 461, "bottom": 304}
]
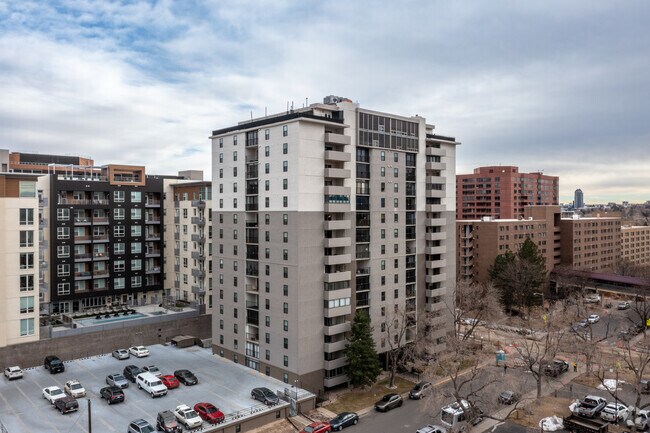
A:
[
  {"left": 131, "top": 191, "right": 141, "bottom": 202},
  {"left": 20, "top": 296, "right": 34, "bottom": 313},
  {"left": 19, "top": 208, "right": 34, "bottom": 225},
  {"left": 114, "top": 208, "right": 125, "bottom": 220},
  {"left": 131, "top": 225, "right": 142, "bottom": 237},
  {"left": 131, "top": 208, "right": 141, "bottom": 219},
  {"left": 20, "top": 275, "right": 34, "bottom": 291},
  {"left": 19, "top": 231, "right": 34, "bottom": 247},
  {"left": 57, "top": 208, "right": 70, "bottom": 221},
  {"left": 19, "top": 253, "right": 34, "bottom": 269},
  {"left": 282, "top": 125, "right": 288, "bottom": 137},
  {"left": 19, "top": 181, "right": 36, "bottom": 197},
  {"left": 283, "top": 143, "right": 288, "bottom": 154},
  {"left": 20, "top": 318, "right": 34, "bottom": 336},
  {"left": 283, "top": 161, "right": 288, "bottom": 172},
  {"left": 131, "top": 242, "right": 142, "bottom": 254},
  {"left": 131, "top": 259, "right": 142, "bottom": 271},
  {"left": 114, "top": 191, "right": 125, "bottom": 202}
]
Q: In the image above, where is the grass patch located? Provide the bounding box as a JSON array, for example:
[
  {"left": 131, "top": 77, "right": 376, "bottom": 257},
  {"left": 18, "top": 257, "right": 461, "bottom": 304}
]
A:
[
  {"left": 572, "top": 372, "right": 602, "bottom": 388},
  {"left": 429, "top": 356, "right": 478, "bottom": 377},
  {"left": 509, "top": 396, "right": 573, "bottom": 428},
  {"left": 324, "top": 376, "right": 415, "bottom": 414}
]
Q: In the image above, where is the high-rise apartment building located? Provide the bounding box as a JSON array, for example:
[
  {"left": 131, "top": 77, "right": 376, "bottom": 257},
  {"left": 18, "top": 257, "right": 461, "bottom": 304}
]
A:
[
  {"left": 621, "top": 225, "right": 650, "bottom": 267},
  {"left": 574, "top": 189, "right": 584, "bottom": 209},
  {"left": 0, "top": 173, "right": 41, "bottom": 347},
  {"left": 210, "top": 96, "right": 458, "bottom": 394},
  {"left": 457, "top": 166, "right": 559, "bottom": 220},
  {"left": 559, "top": 214, "right": 620, "bottom": 272}
]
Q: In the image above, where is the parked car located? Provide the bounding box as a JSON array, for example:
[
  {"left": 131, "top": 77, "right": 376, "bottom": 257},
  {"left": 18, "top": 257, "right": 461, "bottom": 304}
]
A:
[
  {"left": 251, "top": 387, "right": 279, "bottom": 405},
  {"left": 601, "top": 403, "right": 628, "bottom": 422},
  {"left": 64, "top": 379, "right": 86, "bottom": 398},
  {"left": 575, "top": 396, "right": 608, "bottom": 418},
  {"left": 194, "top": 402, "right": 225, "bottom": 424},
  {"left": 156, "top": 410, "right": 182, "bottom": 433},
  {"left": 106, "top": 373, "right": 129, "bottom": 388},
  {"left": 578, "top": 319, "right": 589, "bottom": 327},
  {"left": 42, "top": 386, "right": 67, "bottom": 404},
  {"left": 127, "top": 418, "right": 156, "bottom": 433},
  {"left": 123, "top": 365, "right": 143, "bottom": 383},
  {"left": 498, "top": 391, "right": 521, "bottom": 405},
  {"left": 136, "top": 372, "right": 168, "bottom": 398},
  {"left": 618, "top": 301, "right": 631, "bottom": 310},
  {"left": 142, "top": 365, "right": 162, "bottom": 377},
  {"left": 588, "top": 314, "right": 600, "bottom": 324},
  {"left": 54, "top": 396, "right": 78, "bottom": 414},
  {"left": 416, "top": 425, "right": 447, "bottom": 433},
  {"left": 44, "top": 355, "right": 65, "bottom": 374},
  {"left": 100, "top": 385, "right": 125, "bottom": 404},
  {"left": 112, "top": 349, "right": 130, "bottom": 360},
  {"left": 129, "top": 346, "right": 149, "bottom": 358},
  {"left": 632, "top": 409, "right": 650, "bottom": 430},
  {"left": 173, "top": 404, "right": 203, "bottom": 429},
  {"left": 300, "top": 421, "right": 331, "bottom": 433},
  {"left": 160, "top": 374, "right": 180, "bottom": 389},
  {"left": 374, "top": 393, "right": 403, "bottom": 412},
  {"left": 329, "top": 412, "right": 359, "bottom": 431},
  {"left": 640, "top": 379, "right": 650, "bottom": 394},
  {"left": 409, "top": 381, "right": 433, "bottom": 399},
  {"left": 585, "top": 294, "right": 602, "bottom": 304},
  {"left": 544, "top": 360, "right": 570, "bottom": 377},
  {"left": 4, "top": 366, "right": 23, "bottom": 380},
  {"left": 174, "top": 369, "right": 198, "bottom": 385}
]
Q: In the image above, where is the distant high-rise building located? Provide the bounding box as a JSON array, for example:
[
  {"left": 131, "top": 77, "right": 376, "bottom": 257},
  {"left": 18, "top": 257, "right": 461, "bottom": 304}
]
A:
[
  {"left": 210, "top": 96, "right": 458, "bottom": 394},
  {"left": 574, "top": 189, "right": 584, "bottom": 209},
  {"left": 457, "top": 166, "right": 559, "bottom": 220}
]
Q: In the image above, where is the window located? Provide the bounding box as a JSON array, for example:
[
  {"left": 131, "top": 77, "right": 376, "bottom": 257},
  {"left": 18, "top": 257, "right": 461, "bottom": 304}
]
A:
[
  {"left": 57, "top": 208, "right": 70, "bottom": 221},
  {"left": 283, "top": 161, "right": 288, "bottom": 172},
  {"left": 265, "top": 129, "right": 270, "bottom": 140},
  {"left": 131, "top": 208, "right": 141, "bottom": 220},
  {"left": 380, "top": 198, "right": 385, "bottom": 208},
  {"left": 57, "top": 245, "right": 70, "bottom": 258},
  {"left": 57, "top": 226, "right": 70, "bottom": 239},
  {"left": 57, "top": 282, "right": 70, "bottom": 295},
  {"left": 131, "top": 191, "right": 141, "bottom": 203},
  {"left": 265, "top": 214, "right": 270, "bottom": 225},
  {"left": 380, "top": 151, "right": 385, "bottom": 161},
  {"left": 114, "top": 208, "right": 125, "bottom": 220},
  {"left": 57, "top": 264, "right": 70, "bottom": 277},
  {"left": 265, "top": 180, "right": 270, "bottom": 191},
  {"left": 265, "top": 349, "right": 270, "bottom": 361},
  {"left": 380, "top": 167, "right": 385, "bottom": 177},
  {"left": 114, "top": 260, "right": 126, "bottom": 272},
  {"left": 283, "top": 142, "right": 288, "bottom": 154},
  {"left": 19, "top": 208, "right": 34, "bottom": 225},
  {"left": 20, "top": 318, "right": 34, "bottom": 336},
  {"left": 283, "top": 179, "right": 288, "bottom": 190},
  {"left": 219, "top": 153, "right": 223, "bottom": 163},
  {"left": 283, "top": 196, "right": 288, "bottom": 207},
  {"left": 283, "top": 320, "right": 289, "bottom": 331},
  {"left": 20, "top": 296, "right": 34, "bottom": 313},
  {"left": 265, "top": 316, "right": 270, "bottom": 327},
  {"left": 233, "top": 151, "right": 238, "bottom": 161},
  {"left": 19, "top": 181, "right": 36, "bottom": 197},
  {"left": 283, "top": 355, "right": 289, "bottom": 367},
  {"left": 131, "top": 242, "right": 142, "bottom": 254},
  {"left": 394, "top": 152, "right": 399, "bottom": 162},
  {"left": 283, "top": 249, "right": 288, "bottom": 260},
  {"left": 114, "top": 226, "right": 125, "bottom": 237},
  {"left": 114, "top": 278, "right": 125, "bottom": 289},
  {"left": 394, "top": 167, "right": 399, "bottom": 177},
  {"left": 233, "top": 135, "right": 238, "bottom": 145},
  {"left": 283, "top": 214, "right": 288, "bottom": 225},
  {"left": 283, "top": 285, "right": 288, "bottom": 296},
  {"left": 394, "top": 228, "right": 399, "bottom": 238},
  {"left": 265, "top": 146, "right": 270, "bottom": 157},
  {"left": 131, "top": 225, "right": 142, "bottom": 237},
  {"left": 394, "top": 183, "right": 399, "bottom": 193},
  {"left": 265, "top": 163, "right": 270, "bottom": 174},
  {"left": 131, "top": 276, "right": 142, "bottom": 287},
  {"left": 283, "top": 302, "right": 288, "bottom": 314},
  {"left": 114, "top": 191, "right": 125, "bottom": 202},
  {"left": 393, "top": 198, "right": 398, "bottom": 207},
  {"left": 20, "top": 253, "right": 34, "bottom": 269},
  {"left": 282, "top": 125, "right": 288, "bottom": 136},
  {"left": 20, "top": 275, "right": 34, "bottom": 291},
  {"left": 219, "top": 137, "right": 223, "bottom": 147},
  {"left": 265, "top": 197, "right": 269, "bottom": 208},
  {"left": 19, "top": 231, "right": 34, "bottom": 247}
]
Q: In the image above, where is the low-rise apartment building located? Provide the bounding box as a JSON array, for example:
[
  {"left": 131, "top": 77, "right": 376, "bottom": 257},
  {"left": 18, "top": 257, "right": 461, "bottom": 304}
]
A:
[{"left": 621, "top": 225, "right": 650, "bottom": 267}]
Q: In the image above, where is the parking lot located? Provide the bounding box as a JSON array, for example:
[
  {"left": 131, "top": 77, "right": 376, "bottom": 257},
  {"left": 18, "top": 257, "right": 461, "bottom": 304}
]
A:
[{"left": 0, "top": 344, "right": 306, "bottom": 433}]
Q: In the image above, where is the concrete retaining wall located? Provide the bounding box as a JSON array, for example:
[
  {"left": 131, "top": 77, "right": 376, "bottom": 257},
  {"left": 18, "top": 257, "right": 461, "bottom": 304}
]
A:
[{"left": 0, "top": 314, "right": 212, "bottom": 368}]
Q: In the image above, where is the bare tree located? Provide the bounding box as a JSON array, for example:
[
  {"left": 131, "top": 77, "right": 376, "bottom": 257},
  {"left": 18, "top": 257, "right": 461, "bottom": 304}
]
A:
[
  {"left": 629, "top": 293, "right": 650, "bottom": 338},
  {"left": 381, "top": 306, "right": 416, "bottom": 388},
  {"left": 453, "top": 281, "right": 502, "bottom": 342}
]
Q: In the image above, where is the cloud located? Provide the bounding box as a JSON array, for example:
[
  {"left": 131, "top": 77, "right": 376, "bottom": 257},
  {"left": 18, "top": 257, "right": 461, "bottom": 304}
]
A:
[{"left": 0, "top": 1, "right": 649, "bottom": 203}]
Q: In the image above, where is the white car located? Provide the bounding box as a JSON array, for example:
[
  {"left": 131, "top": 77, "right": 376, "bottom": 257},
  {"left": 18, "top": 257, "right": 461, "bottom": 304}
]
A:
[
  {"left": 112, "top": 349, "right": 130, "bottom": 360},
  {"left": 142, "top": 365, "right": 162, "bottom": 377},
  {"left": 174, "top": 404, "right": 203, "bottom": 429},
  {"left": 129, "top": 346, "right": 150, "bottom": 358},
  {"left": 42, "top": 386, "right": 67, "bottom": 404},
  {"left": 64, "top": 379, "right": 86, "bottom": 398},
  {"left": 601, "top": 402, "right": 628, "bottom": 422},
  {"left": 588, "top": 314, "right": 600, "bottom": 324},
  {"left": 4, "top": 366, "right": 23, "bottom": 380},
  {"left": 585, "top": 294, "right": 601, "bottom": 304}
]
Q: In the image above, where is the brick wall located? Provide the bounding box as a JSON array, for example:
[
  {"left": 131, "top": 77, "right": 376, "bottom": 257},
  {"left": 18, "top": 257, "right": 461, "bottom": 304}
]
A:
[{"left": 0, "top": 314, "right": 211, "bottom": 368}]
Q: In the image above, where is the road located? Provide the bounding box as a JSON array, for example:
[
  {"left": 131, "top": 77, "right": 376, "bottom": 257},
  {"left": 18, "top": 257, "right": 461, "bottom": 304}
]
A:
[{"left": 351, "top": 365, "right": 538, "bottom": 433}]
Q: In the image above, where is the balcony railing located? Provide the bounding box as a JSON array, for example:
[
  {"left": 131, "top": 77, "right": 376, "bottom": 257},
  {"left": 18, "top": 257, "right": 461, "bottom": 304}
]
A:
[
  {"left": 145, "top": 266, "right": 161, "bottom": 274},
  {"left": 145, "top": 199, "right": 161, "bottom": 207}
]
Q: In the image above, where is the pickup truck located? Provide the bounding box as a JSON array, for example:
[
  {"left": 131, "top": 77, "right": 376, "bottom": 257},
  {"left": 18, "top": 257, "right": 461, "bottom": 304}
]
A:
[
  {"left": 575, "top": 396, "right": 608, "bottom": 418},
  {"left": 173, "top": 404, "right": 203, "bottom": 429},
  {"left": 632, "top": 410, "right": 650, "bottom": 430},
  {"left": 564, "top": 414, "right": 609, "bottom": 433},
  {"left": 544, "top": 360, "right": 570, "bottom": 377}
]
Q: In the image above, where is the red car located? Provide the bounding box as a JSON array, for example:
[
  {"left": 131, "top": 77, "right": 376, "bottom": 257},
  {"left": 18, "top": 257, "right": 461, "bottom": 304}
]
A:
[
  {"left": 160, "top": 375, "right": 180, "bottom": 389},
  {"left": 194, "top": 402, "right": 225, "bottom": 424},
  {"left": 300, "top": 421, "right": 331, "bottom": 433}
]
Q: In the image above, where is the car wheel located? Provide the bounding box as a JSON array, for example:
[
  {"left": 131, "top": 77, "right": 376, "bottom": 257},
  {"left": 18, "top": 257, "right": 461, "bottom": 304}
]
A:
[
  {"left": 338, "top": 427, "right": 343, "bottom": 431},
  {"left": 150, "top": 392, "right": 155, "bottom": 398},
  {"left": 107, "top": 399, "right": 111, "bottom": 405},
  {"left": 399, "top": 400, "right": 403, "bottom": 407},
  {"left": 353, "top": 419, "right": 358, "bottom": 425},
  {"left": 138, "top": 384, "right": 142, "bottom": 389}
]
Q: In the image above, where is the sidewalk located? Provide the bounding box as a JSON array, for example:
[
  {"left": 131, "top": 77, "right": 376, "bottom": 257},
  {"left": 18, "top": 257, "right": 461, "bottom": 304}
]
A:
[{"left": 476, "top": 367, "right": 582, "bottom": 433}]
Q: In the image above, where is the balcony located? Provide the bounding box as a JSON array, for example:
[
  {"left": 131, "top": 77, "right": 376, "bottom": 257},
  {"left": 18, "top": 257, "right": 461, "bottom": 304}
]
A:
[
  {"left": 324, "top": 150, "right": 351, "bottom": 162},
  {"left": 426, "top": 259, "right": 447, "bottom": 268},
  {"left": 324, "top": 168, "right": 351, "bottom": 179},
  {"left": 324, "top": 202, "right": 349, "bottom": 213},
  {"left": 426, "top": 232, "right": 446, "bottom": 241},
  {"left": 93, "top": 252, "right": 109, "bottom": 261},
  {"left": 246, "top": 263, "right": 259, "bottom": 277},
  {"left": 324, "top": 375, "right": 349, "bottom": 388},
  {"left": 245, "top": 284, "right": 258, "bottom": 293},
  {"left": 426, "top": 147, "right": 446, "bottom": 157},
  {"left": 93, "top": 270, "right": 110, "bottom": 278},
  {"left": 191, "top": 251, "right": 205, "bottom": 261},
  {"left": 74, "top": 235, "right": 92, "bottom": 244},
  {"left": 426, "top": 161, "right": 446, "bottom": 171},
  {"left": 425, "top": 302, "right": 447, "bottom": 313},
  {"left": 425, "top": 246, "right": 446, "bottom": 255},
  {"left": 192, "top": 268, "right": 206, "bottom": 278},
  {"left": 246, "top": 313, "right": 259, "bottom": 326},
  {"left": 145, "top": 217, "right": 161, "bottom": 224},
  {"left": 246, "top": 301, "right": 259, "bottom": 310},
  {"left": 324, "top": 254, "right": 351, "bottom": 266},
  {"left": 74, "top": 217, "right": 91, "bottom": 225},
  {"left": 191, "top": 234, "right": 205, "bottom": 244},
  {"left": 74, "top": 253, "right": 93, "bottom": 261},
  {"left": 426, "top": 204, "right": 445, "bottom": 213},
  {"left": 145, "top": 233, "right": 161, "bottom": 241},
  {"left": 426, "top": 175, "right": 445, "bottom": 184},
  {"left": 191, "top": 286, "right": 206, "bottom": 295},
  {"left": 191, "top": 217, "right": 206, "bottom": 226},
  {"left": 426, "top": 189, "right": 445, "bottom": 199},
  {"left": 324, "top": 186, "right": 351, "bottom": 196},
  {"left": 246, "top": 332, "right": 259, "bottom": 342},
  {"left": 324, "top": 237, "right": 351, "bottom": 248},
  {"left": 324, "top": 340, "right": 348, "bottom": 353},
  {"left": 245, "top": 202, "right": 259, "bottom": 211},
  {"left": 425, "top": 273, "right": 447, "bottom": 284},
  {"left": 324, "top": 321, "right": 351, "bottom": 336},
  {"left": 246, "top": 166, "right": 259, "bottom": 180},
  {"left": 145, "top": 266, "right": 161, "bottom": 274},
  {"left": 174, "top": 232, "right": 180, "bottom": 240},
  {"left": 93, "top": 234, "right": 109, "bottom": 243},
  {"left": 75, "top": 271, "right": 92, "bottom": 280},
  {"left": 191, "top": 200, "right": 206, "bottom": 209},
  {"left": 324, "top": 220, "right": 351, "bottom": 231},
  {"left": 93, "top": 217, "right": 109, "bottom": 225},
  {"left": 174, "top": 264, "right": 180, "bottom": 272},
  {"left": 174, "top": 216, "right": 180, "bottom": 224},
  {"left": 145, "top": 199, "right": 161, "bottom": 207},
  {"left": 426, "top": 217, "right": 447, "bottom": 226},
  {"left": 325, "top": 132, "right": 351, "bottom": 146},
  {"left": 426, "top": 287, "right": 447, "bottom": 298},
  {"left": 146, "top": 249, "right": 161, "bottom": 258},
  {"left": 324, "top": 271, "right": 351, "bottom": 283},
  {"left": 324, "top": 356, "right": 348, "bottom": 370},
  {"left": 324, "top": 287, "right": 351, "bottom": 300}
]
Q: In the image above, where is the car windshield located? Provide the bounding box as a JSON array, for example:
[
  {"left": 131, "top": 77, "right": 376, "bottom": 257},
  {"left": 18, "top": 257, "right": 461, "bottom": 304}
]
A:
[
  {"left": 441, "top": 411, "right": 455, "bottom": 424},
  {"left": 303, "top": 427, "right": 315, "bottom": 433},
  {"left": 52, "top": 389, "right": 64, "bottom": 395},
  {"left": 187, "top": 410, "right": 198, "bottom": 418},
  {"left": 51, "top": 359, "right": 62, "bottom": 365},
  {"left": 414, "top": 384, "right": 424, "bottom": 390},
  {"left": 70, "top": 383, "right": 82, "bottom": 389},
  {"left": 114, "top": 374, "right": 125, "bottom": 381},
  {"left": 151, "top": 380, "right": 163, "bottom": 387},
  {"left": 161, "top": 413, "right": 175, "bottom": 422},
  {"left": 141, "top": 426, "right": 155, "bottom": 433},
  {"left": 263, "top": 389, "right": 274, "bottom": 397},
  {"left": 382, "top": 395, "right": 393, "bottom": 401},
  {"left": 148, "top": 367, "right": 159, "bottom": 372}
]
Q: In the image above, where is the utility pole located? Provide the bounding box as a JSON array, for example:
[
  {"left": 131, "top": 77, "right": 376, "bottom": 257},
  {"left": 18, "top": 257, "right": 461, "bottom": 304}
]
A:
[{"left": 87, "top": 398, "right": 92, "bottom": 433}]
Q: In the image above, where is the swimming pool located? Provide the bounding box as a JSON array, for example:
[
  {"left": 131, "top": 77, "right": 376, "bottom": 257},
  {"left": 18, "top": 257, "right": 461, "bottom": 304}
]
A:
[{"left": 76, "top": 312, "right": 146, "bottom": 326}]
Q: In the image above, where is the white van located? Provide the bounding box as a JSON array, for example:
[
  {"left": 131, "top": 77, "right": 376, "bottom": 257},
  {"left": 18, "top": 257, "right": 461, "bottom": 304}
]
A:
[
  {"left": 136, "top": 372, "right": 168, "bottom": 398},
  {"left": 440, "top": 400, "right": 483, "bottom": 432}
]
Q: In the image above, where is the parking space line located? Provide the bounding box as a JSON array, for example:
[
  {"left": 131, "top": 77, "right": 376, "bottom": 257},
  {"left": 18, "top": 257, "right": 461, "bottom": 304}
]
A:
[{"left": 98, "top": 416, "right": 117, "bottom": 432}]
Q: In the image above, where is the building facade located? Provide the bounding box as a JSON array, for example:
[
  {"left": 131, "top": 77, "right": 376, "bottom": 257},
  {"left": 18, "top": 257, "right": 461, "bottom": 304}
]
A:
[
  {"left": 574, "top": 189, "right": 584, "bottom": 209},
  {"left": 559, "top": 214, "right": 621, "bottom": 272},
  {"left": 0, "top": 173, "right": 41, "bottom": 347},
  {"left": 210, "top": 96, "right": 457, "bottom": 394},
  {"left": 457, "top": 166, "right": 559, "bottom": 220},
  {"left": 621, "top": 225, "right": 650, "bottom": 267}
]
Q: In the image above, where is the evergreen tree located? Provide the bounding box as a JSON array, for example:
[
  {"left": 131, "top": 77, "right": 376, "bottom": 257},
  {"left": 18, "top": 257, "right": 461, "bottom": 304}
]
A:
[{"left": 345, "top": 310, "right": 381, "bottom": 387}]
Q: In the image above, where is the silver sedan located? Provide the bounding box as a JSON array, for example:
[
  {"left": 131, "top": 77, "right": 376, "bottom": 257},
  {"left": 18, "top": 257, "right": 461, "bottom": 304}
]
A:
[{"left": 106, "top": 373, "right": 129, "bottom": 389}]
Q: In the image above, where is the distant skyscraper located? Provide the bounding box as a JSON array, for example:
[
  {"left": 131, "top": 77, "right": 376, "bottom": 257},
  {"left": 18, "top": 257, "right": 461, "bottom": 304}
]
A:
[{"left": 574, "top": 189, "right": 584, "bottom": 209}]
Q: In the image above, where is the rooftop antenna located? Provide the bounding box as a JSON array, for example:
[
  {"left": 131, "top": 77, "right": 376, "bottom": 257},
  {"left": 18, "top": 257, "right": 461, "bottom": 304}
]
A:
[
  {"left": 286, "top": 101, "right": 289, "bottom": 114},
  {"left": 265, "top": 107, "right": 267, "bottom": 116},
  {"left": 250, "top": 111, "right": 253, "bottom": 120},
  {"left": 291, "top": 101, "right": 294, "bottom": 112},
  {"left": 306, "top": 97, "right": 308, "bottom": 106}
]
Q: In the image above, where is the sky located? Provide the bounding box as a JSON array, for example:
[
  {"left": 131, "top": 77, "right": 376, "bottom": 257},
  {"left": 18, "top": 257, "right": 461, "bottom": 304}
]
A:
[{"left": 1, "top": 1, "right": 649, "bottom": 204}]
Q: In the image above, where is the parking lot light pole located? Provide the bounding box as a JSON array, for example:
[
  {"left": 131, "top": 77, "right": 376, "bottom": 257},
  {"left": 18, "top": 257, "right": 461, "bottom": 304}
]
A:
[{"left": 87, "top": 398, "right": 92, "bottom": 433}]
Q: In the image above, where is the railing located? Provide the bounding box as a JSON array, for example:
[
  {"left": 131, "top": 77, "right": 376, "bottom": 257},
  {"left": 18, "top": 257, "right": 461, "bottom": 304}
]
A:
[
  {"left": 93, "top": 234, "right": 109, "bottom": 241},
  {"left": 145, "top": 199, "right": 161, "bottom": 207},
  {"left": 93, "top": 217, "right": 109, "bottom": 224},
  {"left": 145, "top": 266, "right": 161, "bottom": 274},
  {"left": 58, "top": 198, "right": 109, "bottom": 205}
]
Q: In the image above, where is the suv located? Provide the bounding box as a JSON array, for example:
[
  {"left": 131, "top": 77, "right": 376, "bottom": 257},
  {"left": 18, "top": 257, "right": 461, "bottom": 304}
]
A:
[
  {"left": 100, "top": 386, "right": 125, "bottom": 404},
  {"left": 156, "top": 410, "right": 181, "bottom": 433},
  {"left": 64, "top": 379, "right": 86, "bottom": 398},
  {"left": 44, "top": 355, "right": 65, "bottom": 374},
  {"left": 123, "top": 365, "right": 143, "bottom": 383},
  {"left": 409, "top": 381, "right": 432, "bottom": 399},
  {"left": 173, "top": 404, "right": 203, "bottom": 429},
  {"left": 544, "top": 360, "right": 569, "bottom": 377},
  {"left": 136, "top": 372, "right": 168, "bottom": 398},
  {"left": 374, "top": 393, "right": 403, "bottom": 412},
  {"left": 54, "top": 396, "right": 78, "bottom": 414},
  {"left": 128, "top": 419, "right": 156, "bottom": 433},
  {"left": 251, "top": 387, "right": 279, "bottom": 405},
  {"left": 4, "top": 366, "right": 23, "bottom": 380}
]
